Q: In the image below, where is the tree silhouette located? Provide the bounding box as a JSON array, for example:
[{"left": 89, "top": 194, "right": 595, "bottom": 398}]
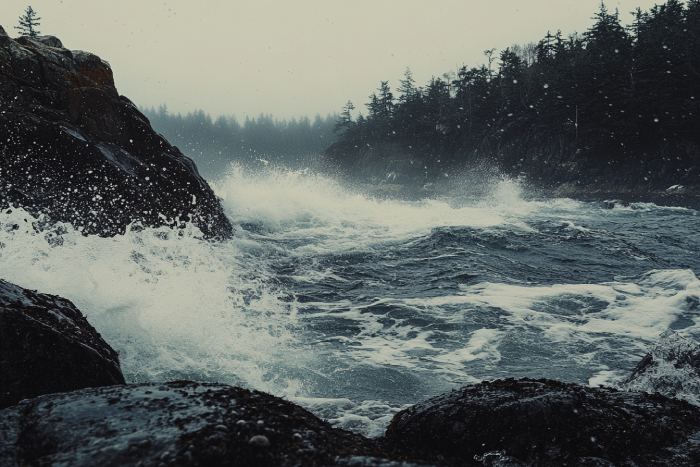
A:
[
  {"left": 15, "top": 6, "right": 41, "bottom": 37},
  {"left": 324, "top": 0, "right": 700, "bottom": 184},
  {"left": 335, "top": 101, "right": 355, "bottom": 134}
]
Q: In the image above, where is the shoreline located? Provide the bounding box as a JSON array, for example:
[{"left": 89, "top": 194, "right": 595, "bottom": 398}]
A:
[
  {"left": 351, "top": 179, "right": 700, "bottom": 211},
  {"left": 535, "top": 184, "right": 700, "bottom": 211}
]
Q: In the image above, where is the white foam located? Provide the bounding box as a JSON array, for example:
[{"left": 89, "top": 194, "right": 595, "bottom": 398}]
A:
[
  {"left": 428, "top": 328, "right": 503, "bottom": 364},
  {"left": 2, "top": 167, "right": 698, "bottom": 437},
  {"left": 588, "top": 370, "right": 624, "bottom": 387},
  {"left": 621, "top": 331, "right": 700, "bottom": 405},
  {"left": 211, "top": 164, "right": 532, "bottom": 256},
  {"left": 291, "top": 397, "right": 412, "bottom": 438},
  {"left": 0, "top": 208, "right": 305, "bottom": 397},
  {"left": 299, "top": 269, "right": 700, "bottom": 386}
]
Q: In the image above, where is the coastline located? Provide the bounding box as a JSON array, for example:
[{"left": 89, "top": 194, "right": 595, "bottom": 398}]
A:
[
  {"left": 535, "top": 183, "right": 700, "bottom": 211},
  {"left": 351, "top": 179, "right": 700, "bottom": 211}
]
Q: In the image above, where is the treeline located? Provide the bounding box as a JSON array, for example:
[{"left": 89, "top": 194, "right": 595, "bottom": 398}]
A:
[
  {"left": 325, "top": 0, "right": 700, "bottom": 186},
  {"left": 140, "top": 106, "right": 338, "bottom": 178}
]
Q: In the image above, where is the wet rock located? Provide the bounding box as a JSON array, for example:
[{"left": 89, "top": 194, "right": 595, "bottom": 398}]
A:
[
  {"left": 249, "top": 434, "right": 271, "bottom": 447},
  {"left": 384, "top": 377, "right": 700, "bottom": 466},
  {"left": 0, "top": 381, "right": 426, "bottom": 467},
  {"left": 334, "top": 457, "right": 431, "bottom": 467},
  {"left": 0, "top": 278, "right": 125, "bottom": 410},
  {"left": 622, "top": 330, "right": 700, "bottom": 404},
  {"left": 0, "top": 29, "right": 232, "bottom": 239},
  {"left": 473, "top": 451, "right": 527, "bottom": 467}
]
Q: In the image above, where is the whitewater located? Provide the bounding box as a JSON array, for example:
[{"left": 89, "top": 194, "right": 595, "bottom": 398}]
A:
[{"left": 1, "top": 165, "right": 699, "bottom": 438}]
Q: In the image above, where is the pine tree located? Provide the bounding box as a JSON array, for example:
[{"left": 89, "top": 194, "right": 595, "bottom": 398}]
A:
[
  {"left": 15, "top": 6, "right": 41, "bottom": 37},
  {"left": 377, "top": 81, "right": 394, "bottom": 117},
  {"left": 397, "top": 67, "right": 416, "bottom": 103},
  {"left": 334, "top": 101, "right": 355, "bottom": 134}
]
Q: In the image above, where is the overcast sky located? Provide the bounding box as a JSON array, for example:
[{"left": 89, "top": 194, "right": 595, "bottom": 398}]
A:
[{"left": 4, "top": 0, "right": 661, "bottom": 122}]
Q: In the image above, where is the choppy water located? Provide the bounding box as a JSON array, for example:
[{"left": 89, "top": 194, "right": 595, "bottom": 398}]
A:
[{"left": 1, "top": 165, "right": 699, "bottom": 437}]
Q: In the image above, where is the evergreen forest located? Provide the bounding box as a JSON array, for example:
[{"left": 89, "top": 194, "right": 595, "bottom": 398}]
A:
[
  {"left": 141, "top": 106, "right": 338, "bottom": 179},
  {"left": 324, "top": 0, "right": 700, "bottom": 188}
]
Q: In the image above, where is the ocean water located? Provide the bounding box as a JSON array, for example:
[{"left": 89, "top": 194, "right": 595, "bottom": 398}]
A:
[{"left": 1, "top": 165, "right": 699, "bottom": 438}]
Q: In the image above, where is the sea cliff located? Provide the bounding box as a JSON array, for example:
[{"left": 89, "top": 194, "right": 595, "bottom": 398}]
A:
[{"left": 0, "top": 25, "right": 232, "bottom": 239}]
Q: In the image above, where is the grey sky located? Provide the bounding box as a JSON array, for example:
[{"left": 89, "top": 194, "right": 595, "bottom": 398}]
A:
[{"left": 5, "top": 0, "right": 660, "bottom": 122}]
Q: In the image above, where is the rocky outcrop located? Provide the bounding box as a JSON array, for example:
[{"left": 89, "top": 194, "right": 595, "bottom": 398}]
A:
[
  {"left": 486, "top": 132, "right": 700, "bottom": 209},
  {"left": 0, "top": 381, "right": 429, "bottom": 467},
  {"left": 0, "top": 26, "right": 232, "bottom": 239},
  {"left": 486, "top": 132, "right": 700, "bottom": 191},
  {"left": 323, "top": 114, "right": 700, "bottom": 209},
  {"left": 384, "top": 377, "right": 700, "bottom": 467},
  {"left": 0, "top": 279, "right": 125, "bottom": 410}
]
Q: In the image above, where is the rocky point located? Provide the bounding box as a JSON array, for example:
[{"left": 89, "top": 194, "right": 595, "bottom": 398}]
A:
[{"left": 0, "top": 26, "right": 232, "bottom": 239}]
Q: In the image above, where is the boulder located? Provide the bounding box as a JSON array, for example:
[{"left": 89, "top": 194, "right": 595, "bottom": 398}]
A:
[
  {"left": 0, "top": 29, "right": 232, "bottom": 239},
  {"left": 384, "top": 377, "right": 700, "bottom": 466},
  {"left": 0, "top": 381, "right": 427, "bottom": 467},
  {"left": 0, "top": 278, "right": 125, "bottom": 410}
]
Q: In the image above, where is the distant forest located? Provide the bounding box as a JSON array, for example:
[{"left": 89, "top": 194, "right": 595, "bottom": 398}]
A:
[
  {"left": 325, "top": 0, "right": 700, "bottom": 187},
  {"left": 140, "top": 106, "right": 338, "bottom": 178}
]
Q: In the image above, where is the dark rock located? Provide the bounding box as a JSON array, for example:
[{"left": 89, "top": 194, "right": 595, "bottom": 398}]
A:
[
  {"left": 473, "top": 451, "right": 527, "bottom": 466},
  {"left": 384, "top": 377, "right": 700, "bottom": 466},
  {"left": 622, "top": 330, "right": 700, "bottom": 404},
  {"left": 334, "top": 458, "right": 431, "bottom": 467},
  {"left": 0, "top": 381, "right": 429, "bottom": 467},
  {"left": 0, "top": 29, "right": 232, "bottom": 239},
  {"left": 0, "top": 278, "right": 125, "bottom": 410}
]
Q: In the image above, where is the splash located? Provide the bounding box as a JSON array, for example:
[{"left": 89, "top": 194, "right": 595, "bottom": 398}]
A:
[
  {"left": 0, "top": 207, "right": 305, "bottom": 397},
  {"left": 622, "top": 330, "right": 700, "bottom": 405},
  {"left": 3, "top": 164, "right": 697, "bottom": 437},
  {"left": 210, "top": 164, "right": 536, "bottom": 256}
]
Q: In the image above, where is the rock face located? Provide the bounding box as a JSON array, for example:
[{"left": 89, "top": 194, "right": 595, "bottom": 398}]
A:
[
  {"left": 0, "top": 381, "right": 414, "bottom": 467},
  {"left": 384, "top": 377, "right": 700, "bottom": 467},
  {"left": 0, "top": 27, "right": 232, "bottom": 239},
  {"left": 0, "top": 278, "right": 125, "bottom": 410}
]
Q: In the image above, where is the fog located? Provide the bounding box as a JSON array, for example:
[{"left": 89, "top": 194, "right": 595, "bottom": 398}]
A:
[{"left": 4, "top": 0, "right": 660, "bottom": 121}]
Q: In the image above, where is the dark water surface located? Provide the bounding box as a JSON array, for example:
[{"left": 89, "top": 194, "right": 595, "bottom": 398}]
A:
[{"left": 2, "top": 168, "right": 699, "bottom": 436}]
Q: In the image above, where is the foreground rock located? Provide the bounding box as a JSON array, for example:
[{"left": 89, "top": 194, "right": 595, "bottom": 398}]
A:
[
  {"left": 0, "top": 26, "right": 232, "bottom": 239},
  {"left": 0, "top": 279, "right": 125, "bottom": 410},
  {"left": 0, "top": 381, "right": 428, "bottom": 467},
  {"left": 384, "top": 377, "right": 700, "bottom": 466},
  {"left": 622, "top": 330, "right": 700, "bottom": 405}
]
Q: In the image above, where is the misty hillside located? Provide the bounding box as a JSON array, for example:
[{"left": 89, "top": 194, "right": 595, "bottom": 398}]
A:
[{"left": 141, "top": 106, "right": 339, "bottom": 179}]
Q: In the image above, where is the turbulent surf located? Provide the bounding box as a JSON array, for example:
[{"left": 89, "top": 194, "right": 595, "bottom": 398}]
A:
[{"left": 1, "top": 165, "right": 698, "bottom": 438}]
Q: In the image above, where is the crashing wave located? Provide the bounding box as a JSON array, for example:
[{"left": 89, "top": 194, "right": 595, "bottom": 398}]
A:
[{"left": 621, "top": 330, "right": 700, "bottom": 405}]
